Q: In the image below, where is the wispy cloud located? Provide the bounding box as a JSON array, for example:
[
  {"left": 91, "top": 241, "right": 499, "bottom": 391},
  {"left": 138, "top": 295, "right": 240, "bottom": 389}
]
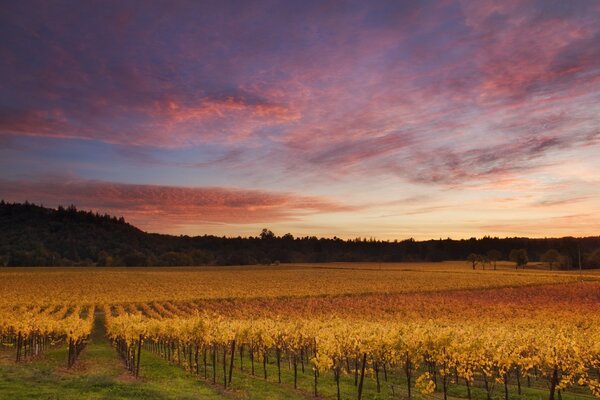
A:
[{"left": 0, "top": 177, "right": 356, "bottom": 232}]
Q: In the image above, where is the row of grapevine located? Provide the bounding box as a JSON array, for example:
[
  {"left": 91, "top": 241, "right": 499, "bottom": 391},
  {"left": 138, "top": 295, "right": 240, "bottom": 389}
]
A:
[
  {"left": 0, "top": 304, "right": 94, "bottom": 367},
  {"left": 105, "top": 306, "right": 600, "bottom": 400},
  {"left": 104, "top": 305, "right": 144, "bottom": 376},
  {"left": 130, "top": 282, "right": 600, "bottom": 324}
]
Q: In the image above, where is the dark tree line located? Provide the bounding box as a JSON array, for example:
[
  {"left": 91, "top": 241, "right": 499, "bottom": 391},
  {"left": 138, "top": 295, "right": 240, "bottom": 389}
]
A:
[{"left": 1, "top": 201, "right": 600, "bottom": 268}]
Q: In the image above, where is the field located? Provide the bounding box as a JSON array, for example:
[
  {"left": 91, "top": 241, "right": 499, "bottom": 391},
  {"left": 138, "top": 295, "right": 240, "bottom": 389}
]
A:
[{"left": 1, "top": 262, "right": 599, "bottom": 400}]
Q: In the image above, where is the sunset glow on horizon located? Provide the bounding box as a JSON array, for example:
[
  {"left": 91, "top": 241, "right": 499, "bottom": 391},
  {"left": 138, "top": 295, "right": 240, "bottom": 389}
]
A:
[{"left": 1, "top": 1, "right": 599, "bottom": 240}]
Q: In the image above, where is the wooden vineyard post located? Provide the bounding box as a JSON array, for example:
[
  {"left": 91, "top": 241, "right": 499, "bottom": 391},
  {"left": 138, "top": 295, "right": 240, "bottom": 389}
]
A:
[
  {"left": 228, "top": 340, "right": 235, "bottom": 385},
  {"left": 136, "top": 335, "right": 142, "bottom": 377},
  {"left": 358, "top": 353, "right": 367, "bottom": 400}
]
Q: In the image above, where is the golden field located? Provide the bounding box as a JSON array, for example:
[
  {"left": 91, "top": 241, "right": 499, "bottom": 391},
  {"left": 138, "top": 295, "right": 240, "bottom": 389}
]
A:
[
  {"left": 2, "top": 262, "right": 600, "bottom": 400},
  {"left": 1, "top": 261, "right": 596, "bottom": 306}
]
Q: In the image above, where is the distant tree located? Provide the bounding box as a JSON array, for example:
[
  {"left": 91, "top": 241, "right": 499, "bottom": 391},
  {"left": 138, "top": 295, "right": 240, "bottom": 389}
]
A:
[
  {"left": 9, "top": 250, "right": 34, "bottom": 266},
  {"left": 480, "top": 254, "right": 490, "bottom": 270},
  {"left": 190, "top": 249, "right": 214, "bottom": 265},
  {"left": 509, "top": 249, "right": 528, "bottom": 269},
  {"left": 158, "top": 251, "right": 193, "bottom": 266},
  {"left": 467, "top": 253, "right": 481, "bottom": 270},
  {"left": 122, "top": 250, "right": 149, "bottom": 267},
  {"left": 587, "top": 248, "right": 600, "bottom": 268},
  {"left": 96, "top": 251, "right": 114, "bottom": 267},
  {"left": 486, "top": 249, "right": 502, "bottom": 270},
  {"left": 260, "top": 228, "right": 275, "bottom": 240},
  {"left": 540, "top": 249, "right": 561, "bottom": 270},
  {"left": 282, "top": 233, "right": 294, "bottom": 241}
]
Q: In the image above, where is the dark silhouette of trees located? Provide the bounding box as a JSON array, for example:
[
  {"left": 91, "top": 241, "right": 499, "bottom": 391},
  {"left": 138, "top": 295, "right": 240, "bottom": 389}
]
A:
[
  {"left": 467, "top": 253, "right": 482, "bottom": 270},
  {"left": 540, "top": 249, "right": 561, "bottom": 270},
  {"left": 467, "top": 253, "right": 492, "bottom": 270},
  {"left": 158, "top": 251, "right": 193, "bottom": 266},
  {"left": 2, "top": 201, "right": 600, "bottom": 268},
  {"left": 587, "top": 249, "right": 600, "bottom": 268},
  {"left": 486, "top": 250, "right": 501, "bottom": 270},
  {"left": 480, "top": 254, "right": 490, "bottom": 270},
  {"left": 509, "top": 249, "right": 528, "bottom": 269},
  {"left": 260, "top": 228, "right": 275, "bottom": 240},
  {"left": 123, "top": 250, "right": 150, "bottom": 267}
]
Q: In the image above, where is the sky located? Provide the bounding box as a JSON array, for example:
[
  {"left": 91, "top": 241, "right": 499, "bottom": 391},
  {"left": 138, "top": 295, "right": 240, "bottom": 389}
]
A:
[{"left": 1, "top": 0, "right": 599, "bottom": 240}]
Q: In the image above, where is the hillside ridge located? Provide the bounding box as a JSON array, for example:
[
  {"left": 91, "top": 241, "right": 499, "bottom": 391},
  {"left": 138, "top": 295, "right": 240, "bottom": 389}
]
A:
[{"left": 1, "top": 201, "right": 599, "bottom": 267}]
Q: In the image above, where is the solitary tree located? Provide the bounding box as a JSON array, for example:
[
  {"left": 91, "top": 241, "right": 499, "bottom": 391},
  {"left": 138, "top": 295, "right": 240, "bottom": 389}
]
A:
[
  {"left": 480, "top": 255, "right": 490, "bottom": 270},
  {"left": 467, "top": 253, "right": 482, "bottom": 270},
  {"left": 541, "top": 249, "right": 561, "bottom": 270},
  {"left": 509, "top": 249, "right": 528, "bottom": 269},
  {"left": 260, "top": 228, "right": 275, "bottom": 240},
  {"left": 486, "top": 249, "right": 502, "bottom": 270}
]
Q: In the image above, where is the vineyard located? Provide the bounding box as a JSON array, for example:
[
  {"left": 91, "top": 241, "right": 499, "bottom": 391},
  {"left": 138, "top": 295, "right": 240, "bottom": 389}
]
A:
[
  {"left": 1, "top": 263, "right": 599, "bottom": 399},
  {"left": 0, "top": 262, "right": 589, "bottom": 304},
  {"left": 0, "top": 304, "right": 93, "bottom": 368}
]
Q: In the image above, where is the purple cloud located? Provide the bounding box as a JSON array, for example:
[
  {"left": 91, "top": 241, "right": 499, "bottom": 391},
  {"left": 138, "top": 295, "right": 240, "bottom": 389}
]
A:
[{"left": 1, "top": 1, "right": 599, "bottom": 237}]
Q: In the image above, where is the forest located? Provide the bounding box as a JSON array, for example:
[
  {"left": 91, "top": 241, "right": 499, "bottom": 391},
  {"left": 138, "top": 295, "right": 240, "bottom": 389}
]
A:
[{"left": 1, "top": 201, "right": 599, "bottom": 268}]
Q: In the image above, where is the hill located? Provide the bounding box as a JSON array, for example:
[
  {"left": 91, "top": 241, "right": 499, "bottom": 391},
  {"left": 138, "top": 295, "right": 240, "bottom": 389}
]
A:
[{"left": 1, "top": 201, "right": 599, "bottom": 267}]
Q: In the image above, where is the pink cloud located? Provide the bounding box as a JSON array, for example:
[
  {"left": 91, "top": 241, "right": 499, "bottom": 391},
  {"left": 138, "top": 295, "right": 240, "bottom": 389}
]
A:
[
  {"left": 480, "top": 213, "right": 600, "bottom": 238},
  {"left": 0, "top": 95, "right": 299, "bottom": 148},
  {"left": 461, "top": 1, "right": 600, "bottom": 104},
  {"left": 0, "top": 178, "right": 356, "bottom": 232}
]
